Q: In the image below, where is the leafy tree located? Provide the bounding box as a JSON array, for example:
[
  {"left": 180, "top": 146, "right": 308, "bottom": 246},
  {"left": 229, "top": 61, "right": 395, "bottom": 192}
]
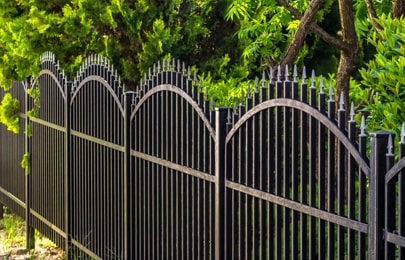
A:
[
  {"left": 0, "top": 0, "right": 243, "bottom": 89},
  {"left": 357, "top": 15, "right": 405, "bottom": 138}
]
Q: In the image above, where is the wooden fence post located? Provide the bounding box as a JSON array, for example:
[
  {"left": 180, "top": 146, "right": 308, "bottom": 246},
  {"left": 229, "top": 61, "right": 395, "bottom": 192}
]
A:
[
  {"left": 215, "top": 107, "right": 227, "bottom": 260},
  {"left": 369, "top": 131, "right": 392, "bottom": 259}
]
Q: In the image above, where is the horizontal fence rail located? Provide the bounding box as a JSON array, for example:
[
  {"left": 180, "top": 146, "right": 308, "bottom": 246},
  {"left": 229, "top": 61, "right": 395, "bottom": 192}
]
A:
[{"left": 0, "top": 52, "right": 404, "bottom": 259}]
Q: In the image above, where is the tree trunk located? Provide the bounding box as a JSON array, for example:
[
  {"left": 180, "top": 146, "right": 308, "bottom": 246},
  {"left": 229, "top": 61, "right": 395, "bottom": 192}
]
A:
[
  {"left": 280, "top": 0, "right": 324, "bottom": 67},
  {"left": 393, "top": 0, "right": 405, "bottom": 18},
  {"left": 336, "top": 0, "right": 358, "bottom": 111}
]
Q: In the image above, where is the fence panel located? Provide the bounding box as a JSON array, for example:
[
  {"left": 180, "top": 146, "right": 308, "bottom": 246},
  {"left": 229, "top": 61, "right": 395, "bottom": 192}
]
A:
[
  {"left": 128, "top": 61, "right": 216, "bottom": 259},
  {"left": 0, "top": 83, "right": 26, "bottom": 218},
  {"left": 224, "top": 69, "right": 370, "bottom": 259},
  {"left": 69, "top": 55, "right": 125, "bottom": 259},
  {"left": 2, "top": 53, "right": 405, "bottom": 259},
  {"left": 384, "top": 132, "right": 405, "bottom": 259},
  {"left": 28, "top": 53, "right": 67, "bottom": 248}
]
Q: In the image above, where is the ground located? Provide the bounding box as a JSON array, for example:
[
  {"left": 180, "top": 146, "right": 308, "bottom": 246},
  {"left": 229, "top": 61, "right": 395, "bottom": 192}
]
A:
[{"left": 0, "top": 211, "right": 65, "bottom": 260}]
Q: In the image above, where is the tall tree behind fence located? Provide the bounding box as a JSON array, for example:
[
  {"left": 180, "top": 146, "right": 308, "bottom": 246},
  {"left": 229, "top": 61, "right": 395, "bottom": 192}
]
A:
[{"left": 0, "top": 52, "right": 405, "bottom": 259}]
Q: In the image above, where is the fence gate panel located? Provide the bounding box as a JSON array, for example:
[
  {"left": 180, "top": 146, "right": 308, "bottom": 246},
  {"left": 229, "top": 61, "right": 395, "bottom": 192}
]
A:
[
  {"left": 129, "top": 62, "right": 216, "bottom": 259},
  {"left": 223, "top": 74, "right": 371, "bottom": 259},
  {"left": 0, "top": 83, "right": 26, "bottom": 217},
  {"left": 69, "top": 56, "right": 125, "bottom": 259},
  {"left": 384, "top": 145, "right": 405, "bottom": 259},
  {"left": 28, "top": 53, "right": 67, "bottom": 248}
]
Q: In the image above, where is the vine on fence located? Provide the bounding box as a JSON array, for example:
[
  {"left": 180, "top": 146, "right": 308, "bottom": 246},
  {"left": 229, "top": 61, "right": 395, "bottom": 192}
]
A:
[{"left": 0, "top": 92, "right": 20, "bottom": 134}]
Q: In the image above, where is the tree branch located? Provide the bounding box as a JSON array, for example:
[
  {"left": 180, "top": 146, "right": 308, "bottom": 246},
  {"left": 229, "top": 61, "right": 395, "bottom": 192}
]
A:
[
  {"left": 364, "top": 0, "right": 384, "bottom": 39},
  {"left": 280, "top": 0, "right": 325, "bottom": 67},
  {"left": 275, "top": 0, "right": 350, "bottom": 52}
]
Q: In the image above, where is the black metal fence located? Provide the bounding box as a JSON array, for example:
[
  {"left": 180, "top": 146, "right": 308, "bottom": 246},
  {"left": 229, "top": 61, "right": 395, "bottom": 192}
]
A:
[{"left": 0, "top": 52, "right": 405, "bottom": 259}]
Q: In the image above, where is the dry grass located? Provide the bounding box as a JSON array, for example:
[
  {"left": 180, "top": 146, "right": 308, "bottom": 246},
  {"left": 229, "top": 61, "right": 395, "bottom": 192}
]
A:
[{"left": 0, "top": 208, "right": 66, "bottom": 259}]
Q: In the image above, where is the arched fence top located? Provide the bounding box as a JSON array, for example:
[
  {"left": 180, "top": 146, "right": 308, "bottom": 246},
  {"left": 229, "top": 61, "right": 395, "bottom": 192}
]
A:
[
  {"left": 130, "top": 84, "right": 216, "bottom": 139},
  {"left": 70, "top": 75, "right": 125, "bottom": 117},
  {"left": 225, "top": 98, "right": 371, "bottom": 176}
]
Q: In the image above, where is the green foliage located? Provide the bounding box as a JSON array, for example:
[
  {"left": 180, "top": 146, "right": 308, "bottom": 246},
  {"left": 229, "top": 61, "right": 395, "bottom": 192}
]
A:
[
  {"left": 21, "top": 152, "right": 30, "bottom": 174},
  {"left": 225, "top": 0, "right": 335, "bottom": 68},
  {"left": 0, "top": 92, "right": 20, "bottom": 133},
  {"left": 26, "top": 86, "right": 40, "bottom": 119},
  {"left": 357, "top": 15, "right": 405, "bottom": 138}
]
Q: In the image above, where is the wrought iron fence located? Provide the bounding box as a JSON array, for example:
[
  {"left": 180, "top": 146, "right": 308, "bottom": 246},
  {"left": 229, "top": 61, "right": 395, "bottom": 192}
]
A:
[{"left": 0, "top": 52, "right": 405, "bottom": 259}]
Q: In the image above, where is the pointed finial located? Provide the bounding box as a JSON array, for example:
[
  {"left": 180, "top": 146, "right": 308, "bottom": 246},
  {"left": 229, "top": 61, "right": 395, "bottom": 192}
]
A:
[
  {"left": 293, "top": 65, "right": 298, "bottom": 82},
  {"left": 254, "top": 77, "right": 259, "bottom": 92},
  {"left": 153, "top": 63, "right": 156, "bottom": 75},
  {"left": 161, "top": 59, "right": 164, "bottom": 71},
  {"left": 350, "top": 102, "right": 355, "bottom": 121},
  {"left": 360, "top": 115, "right": 366, "bottom": 135},
  {"left": 339, "top": 91, "right": 345, "bottom": 110},
  {"left": 302, "top": 66, "right": 307, "bottom": 80},
  {"left": 193, "top": 71, "right": 197, "bottom": 82},
  {"left": 211, "top": 97, "right": 215, "bottom": 109},
  {"left": 262, "top": 71, "right": 266, "bottom": 88},
  {"left": 329, "top": 83, "right": 334, "bottom": 101},
  {"left": 388, "top": 134, "right": 393, "bottom": 155},
  {"left": 401, "top": 122, "right": 405, "bottom": 143},
  {"left": 148, "top": 67, "right": 151, "bottom": 79},
  {"left": 277, "top": 65, "right": 281, "bottom": 82},
  {"left": 319, "top": 76, "right": 324, "bottom": 94},
  {"left": 177, "top": 60, "right": 181, "bottom": 73},
  {"left": 269, "top": 67, "right": 274, "bottom": 81},
  {"left": 285, "top": 64, "right": 289, "bottom": 81},
  {"left": 187, "top": 66, "right": 191, "bottom": 79},
  {"left": 310, "top": 69, "right": 316, "bottom": 89}
]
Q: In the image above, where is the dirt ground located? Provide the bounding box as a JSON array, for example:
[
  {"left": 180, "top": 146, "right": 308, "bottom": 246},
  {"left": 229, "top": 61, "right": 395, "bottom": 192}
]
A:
[{"left": 0, "top": 212, "right": 66, "bottom": 260}]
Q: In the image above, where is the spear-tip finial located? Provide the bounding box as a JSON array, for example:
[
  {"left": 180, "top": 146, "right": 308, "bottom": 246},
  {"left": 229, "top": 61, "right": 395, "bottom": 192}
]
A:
[
  {"left": 293, "top": 65, "right": 298, "bottom": 82},
  {"left": 360, "top": 115, "right": 366, "bottom": 135},
  {"left": 401, "top": 122, "right": 405, "bottom": 143},
  {"left": 310, "top": 69, "right": 316, "bottom": 88},
  {"left": 329, "top": 83, "right": 334, "bottom": 101},
  {"left": 319, "top": 76, "right": 324, "bottom": 94},
  {"left": 285, "top": 64, "right": 289, "bottom": 81},
  {"left": 302, "top": 66, "right": 307, "bottom": 80},
  {"left": 254, "top": 77, "right": 259, "bottom": 92},
  {"left": 277, "top": 65, "right": 281, "bottom": 82},
  {"left": 339, "top": 91, "right": 345, "bottom": 111},
  {"left": 350, "top": 102, "right": 355, "bottom": 121}
]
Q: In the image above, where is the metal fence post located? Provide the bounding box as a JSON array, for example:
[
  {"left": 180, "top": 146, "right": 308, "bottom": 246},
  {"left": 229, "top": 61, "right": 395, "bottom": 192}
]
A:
[
  {"left": 25, "top": 80, "right": 35, "bottom": 250},
  {"left": 215, "top": 107, "right": 227, "bottom": 260},
  {"left": 65, "top": 82, "right": 72, "bottom": 256},
  {"left": 123, "top": 91, "right": 134, "bottom": 260},
  {"left": 369, "top": 131, "right": 391, "bottom": 260}
]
